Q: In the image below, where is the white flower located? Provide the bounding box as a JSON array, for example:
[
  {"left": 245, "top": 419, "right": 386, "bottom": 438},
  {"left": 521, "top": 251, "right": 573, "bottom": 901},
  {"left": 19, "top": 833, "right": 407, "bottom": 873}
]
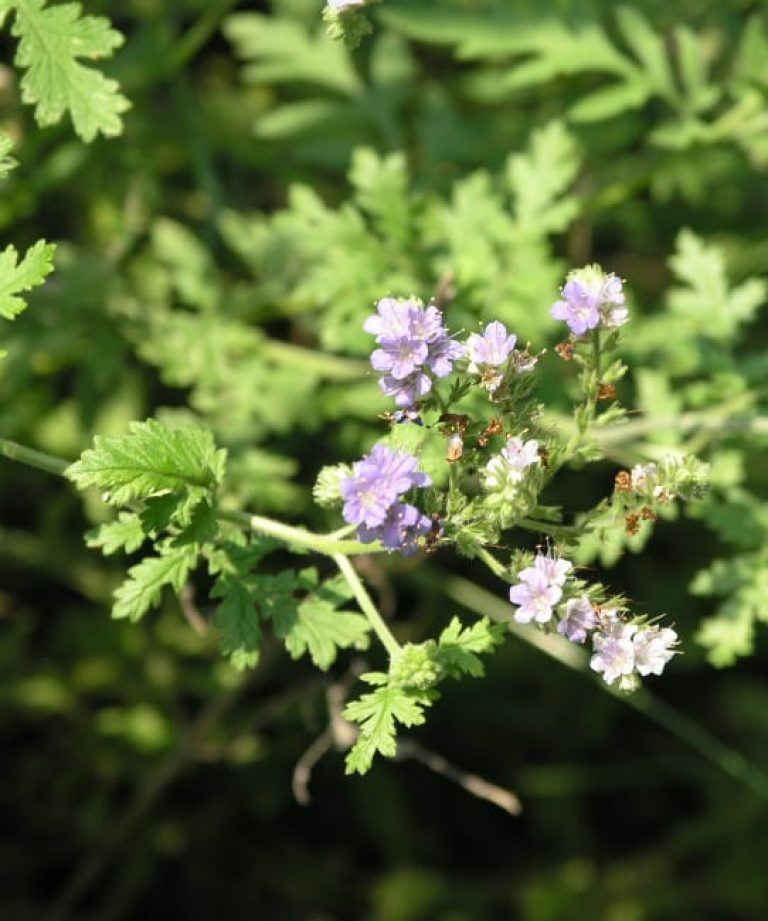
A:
[
  {"left": 630, "top": 462, "right": 657, "bottom": 492},
  {"left": 633, "top": 626, "right": 678, "bottom": 676},
  {"left": 484, "top": 437, "right": 539, "bottom": 490}
]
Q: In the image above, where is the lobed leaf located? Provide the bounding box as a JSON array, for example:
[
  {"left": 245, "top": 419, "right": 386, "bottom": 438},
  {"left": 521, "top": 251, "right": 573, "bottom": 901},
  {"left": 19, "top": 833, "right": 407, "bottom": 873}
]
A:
[
  {"left": 3, "top": 0, "right": 130, "bottom": 141},
  {"left": 66, "top": 419, "right": 226, "bottom": 506},
  {"left": 344, "top": 680, "right": 435, "bottom": 775},
  {"left": 0, "top": 240, "right": 56, "bottom": 321},
  {"left": 112, "top": 545, "right": 198, "bottom": 622}
]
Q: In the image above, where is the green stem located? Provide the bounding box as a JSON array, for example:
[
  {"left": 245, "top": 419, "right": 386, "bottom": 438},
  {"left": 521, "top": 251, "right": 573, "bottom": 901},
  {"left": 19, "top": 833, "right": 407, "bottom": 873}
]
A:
[
  {"left": 476, "top": 547, "right": 508, "bottom": 579},
  {"left": 0, "top": 437, "right": 69, "bottom": 477},
  {"left": 219, "top": 510, "right": 387, "bottom": 556},
  {"left": 333, "top": 553, "right": 401, "bottom": 658},
  {"left": 516, "top": 517, "right": 577, "bottom": 539},
  {"left": 159, "top": 0, "right": 242, "bottom": 79}
]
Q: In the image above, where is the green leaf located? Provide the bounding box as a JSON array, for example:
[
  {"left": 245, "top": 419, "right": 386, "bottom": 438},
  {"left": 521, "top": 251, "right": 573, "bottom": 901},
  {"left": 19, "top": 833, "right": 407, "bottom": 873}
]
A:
[
  {"left": 568, "top": 81, "right": 651, "bottom": 122},
  {"left": 66, "top": 419, "right": 227, "bottom": 506},
  {"left": 668, "top": 229, "right": 766, "bottom": 341},
  {"left": 0, "top": 240, "right": 55, "bottom": 320},
  {"left": 0, "top": 133, "right": 16, "bottom": 178},
  {"left": 112, "top": 545, "right": 198, "bottom": 622},
  {"left": 349, "top": 148, "right": 412, "bottom": 248},
  {"left": 508, "top": 120, "right": 580, "bottom": 235},
  {"left": 435, "top": 617, "right": 505, "bottom": 678},
  {"left": 344, "top": 679, "right": 435, "bottom": 775},
  {"left": 285, "top": 597, "right": 370, "bottom": 670},
  {"left": 2, "top": 0, "right": 130, "bottom": 141},
  {"left": 86, "top": 512, "right": 145, "bottom": 556},
  {"left": 692, "top": 553, "right": 768, "bottom": 666},
  {"left": 225, "top": 12, "right": 361, "bottom": 97},
  {"left": 213, "top": 578, "right": 261, "bottom": 671}
]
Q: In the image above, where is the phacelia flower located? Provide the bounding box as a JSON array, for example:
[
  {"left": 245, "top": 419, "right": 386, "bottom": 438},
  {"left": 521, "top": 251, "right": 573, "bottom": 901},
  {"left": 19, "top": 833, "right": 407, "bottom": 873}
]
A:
[
  {"left": 632, "top": 626, "right": 678, "bottom": 676},
  {"left": 551, "top": 265, "right": 627, "bottom": 336},
  {"left": 509, "top": 570, "right": 562, "bottom": 624},
  {"left": 341, "top": 444, "right": 430, "bottom": 529},
  {"left": 590, "top": 616, "right": 637, "bottom": 685},
  {"left": 518, "top": 552, "right": 572, "bottom": 588},
  {"left": 557, "top": 596, "right": 597, "bottom": 644},
  {"left": 484, "top": 437, "right": 540, "bottom": 490},
  {"left": 358, "top": 502, "right": 432, "bottom": 556},
  {"left": 364, "top": 297, "right": 463, "bottom": 407},
  {"left": 466, "top": 321, "right": 517, "bottom": 391}
]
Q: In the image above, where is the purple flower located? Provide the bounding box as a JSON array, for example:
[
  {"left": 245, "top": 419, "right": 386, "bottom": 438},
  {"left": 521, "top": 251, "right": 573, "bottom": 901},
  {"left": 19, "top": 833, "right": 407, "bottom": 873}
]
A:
[
  {"left": 380, "top": 371, "right": 432, "bottom": 408},
  {"left": 340, "top": 444, "right": 430, "bottom": 528},
  {"left": 371, "top": 337, "right": 429, "bottom": 380},
  {"left": 518, "top": 553, "right": 571, "bottom": 587},
  {"left": 632, "top": 626, "right": 678, "bottom": 676},
  {"left": 425, "top": 336, "right": 464, "bottom": 378},
  {"left": 590, "top": 617, "right": 637, "bottom": 685},
  {"left": 551, "top": 265, "right": 627, "bottom": 336},
  {"left": 557, "top": 597, "right": 597, "bottom": 643},
  {"left": 365, "top": 297, "right": 463, "bottom": 407},
  {"left": 484, "top": 437, "right": 540, "bottom": 490},
  {"left": 364, "top": 299, "right": 444, "bottom": 344},
  {"left": 467, "top": 322, "right": 517, "bottom": 370},
  {"left": 509, "top": 571, "right": 562, "bottom": 624},
  {"left": 358, "top": 502, "right": 432, "bottom": 556}
]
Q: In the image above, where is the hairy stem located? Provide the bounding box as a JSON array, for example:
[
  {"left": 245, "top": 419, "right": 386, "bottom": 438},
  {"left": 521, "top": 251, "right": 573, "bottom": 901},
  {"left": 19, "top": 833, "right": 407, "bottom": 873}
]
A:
[
  {"left": 475, "top": 546, "right": 508, "bottom": 579},
  {"left": 333, "top": 553, "right": 401, "bottom": 657},
  {"left": 219, "top": 510, "right": 388, "bottom": 557},
  {"left": 0, "top": 437, "right": 69, "bottom": 477}
]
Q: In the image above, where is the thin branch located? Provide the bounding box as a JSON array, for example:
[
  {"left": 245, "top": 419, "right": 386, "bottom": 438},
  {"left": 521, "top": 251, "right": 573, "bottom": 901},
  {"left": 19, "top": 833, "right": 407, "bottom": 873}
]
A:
[
  {"left": 398, "top": 739, "right": 522, "bottom": 816},
  {"left": 334, "top": 553, "right": 401, "bottom": 657},
  {"left": 438, "top": 572, "right": 768, "bottom": 802}
]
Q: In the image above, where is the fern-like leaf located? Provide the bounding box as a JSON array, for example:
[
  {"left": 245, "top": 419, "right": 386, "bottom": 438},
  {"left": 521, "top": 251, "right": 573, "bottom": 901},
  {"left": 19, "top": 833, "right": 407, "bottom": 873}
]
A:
[{"left": 1, "top": 0, "right": 130, "bottom": 141}]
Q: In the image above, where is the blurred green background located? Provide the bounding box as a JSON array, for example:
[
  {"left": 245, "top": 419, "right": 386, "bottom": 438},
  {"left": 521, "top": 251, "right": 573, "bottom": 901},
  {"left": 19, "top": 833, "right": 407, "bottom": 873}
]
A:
[{"left": 3, "top": 0, "right": 768, "bottom": 918}]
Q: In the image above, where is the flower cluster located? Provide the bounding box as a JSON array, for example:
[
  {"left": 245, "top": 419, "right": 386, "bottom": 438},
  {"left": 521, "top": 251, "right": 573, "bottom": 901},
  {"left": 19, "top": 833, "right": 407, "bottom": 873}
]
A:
[
  {"left": 589, "top": 611, "right": 678, "bottom": 688},
  {"left": 340, "top": 444, "right": 432, "bottom": 555},
  {"left": 551, "top": 265, "right": 628, "bottom": 336},
  {"left": 509, "top": 553, "right": 572, "bottom": 624},
  {"left": 509, "top": 557, "right": 679, "bottom": 687},
  {"left": 364, "top": 297, "right": 464, "bottom": 407}
]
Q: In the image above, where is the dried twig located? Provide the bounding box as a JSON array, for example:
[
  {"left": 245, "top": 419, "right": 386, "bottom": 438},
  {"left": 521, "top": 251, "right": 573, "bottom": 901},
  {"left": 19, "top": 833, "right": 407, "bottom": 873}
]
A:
[{"left": 398, "top": 738, "right": 522, "bottom": 816}]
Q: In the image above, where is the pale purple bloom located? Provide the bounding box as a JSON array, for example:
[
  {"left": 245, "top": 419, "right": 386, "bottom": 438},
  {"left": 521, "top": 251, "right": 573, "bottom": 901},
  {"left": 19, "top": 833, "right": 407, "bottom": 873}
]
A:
[
  {"left": 632, "top": 626, "right": 678, "bottom": 676},
  {"left": 425, "top": 336, "right": 464, "bottom": 378},
  {"left": 519, "top": 553, "right": 572, "bottom": 587},
  {"left": 467, "top": 322, "right": 517, "bottom": 370},
  {"left": 365, "top": 297, "right": 463, "bottom": 407},
  {"left": 371, "top": 338, "right": 429, "bottom": 380},
  {"left": 484, "top": 437, "right": 540, "bottom": 490},
  {"left": 590, "top": 619, "right": 637, "bottom": 685},
  {"left": 341, "top": 445, "right": 429, "bottom": 528},
  {"left": 557, "top": 597, "right": 597, "bottom": 643},
  {"left": 509, "top": 571, "right": 562, "bottom": 624},
  {"left": 358, "top": 502, "right": 432, "bottom": 556},
  {"left": 380, "top": 371, "right": 432, "bottom": 408},
  {"left": 551, "top": 266, "right": 627, "bottom": 336}
]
